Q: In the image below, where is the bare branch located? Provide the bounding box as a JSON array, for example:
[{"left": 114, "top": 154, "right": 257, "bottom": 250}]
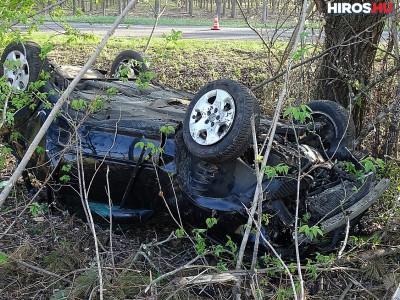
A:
[
  {"left": 8, "top": 256, "right": 73, "bottom": 285},
  {"left": 0, "top": 0, "right": 138, "bottom": 209}
]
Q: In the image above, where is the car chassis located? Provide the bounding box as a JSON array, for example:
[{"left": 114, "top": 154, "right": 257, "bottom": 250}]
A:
[{"left": 0, "top": 41, "right": 390, "bottom": 257}]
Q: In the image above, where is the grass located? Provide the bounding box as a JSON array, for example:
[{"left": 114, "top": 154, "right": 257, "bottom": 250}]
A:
[
  {"left": 26, "top": 32, "right": 272, "bottom": 55},
  {"left": 41, "top": 14, "right": 298, "bottom": 29},
  {"left": 23, "top": 31, "right": 288, "bottom": 110}
]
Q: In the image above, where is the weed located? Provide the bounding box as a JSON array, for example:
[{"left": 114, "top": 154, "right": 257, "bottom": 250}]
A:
[{"left": 29, "top": 202, "right": 48, "bottom": 217}]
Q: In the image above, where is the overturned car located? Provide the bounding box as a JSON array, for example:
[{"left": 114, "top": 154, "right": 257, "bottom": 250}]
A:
[{"left": 0, "top": 41, "right": 390, "bottom": 256}]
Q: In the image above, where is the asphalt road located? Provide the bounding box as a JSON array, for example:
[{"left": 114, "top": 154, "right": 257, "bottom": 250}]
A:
[
  {"left": 22, "top": 21, "right": 389, "bottom": 42},
  {"left": 25, "top": 21, "right": 301, "bottom": 41}
]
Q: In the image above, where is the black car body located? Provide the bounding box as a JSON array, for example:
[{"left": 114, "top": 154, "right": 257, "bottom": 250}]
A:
[{"left": 0, "top": 41, "right": 390, "bottom": 256}]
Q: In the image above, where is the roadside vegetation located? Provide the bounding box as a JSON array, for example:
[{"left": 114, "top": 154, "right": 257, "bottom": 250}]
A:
[{"left": 1, "top": 0, "right": 400, "bottom": 300}]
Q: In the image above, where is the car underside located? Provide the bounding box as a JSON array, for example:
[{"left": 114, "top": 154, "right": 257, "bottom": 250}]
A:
[{"left": 0, "top": 41, "right": 391, "bottom": 257}]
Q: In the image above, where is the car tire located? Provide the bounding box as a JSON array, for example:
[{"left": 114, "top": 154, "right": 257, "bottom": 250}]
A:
[
  {"left": 307, "top": 100, "right": 355, "bottom": 159},
  {"left": 183, "top": 79, "right": 260, "bottom": 163},
  {"left": 109, "top": 50, "right": 150, "bottom": 79},
  {"left": 0, "top": 41, "right": 49, "bottom": 92}
]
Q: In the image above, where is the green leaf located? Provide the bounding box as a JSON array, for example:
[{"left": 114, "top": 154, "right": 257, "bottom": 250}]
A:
[
  {"left": 175, "top": 228, "right": 185, "bottom": 238},
  {"left": 36, "top": 146, "right": 44, "bottom": 154},
  {"left": 0, "top": 252, "right": 8, "bottom": 265},
  {"left": 362, "top": 159, "right": 376, "bottom": 173},
  {"left": 135, "top": 141, "right": 145, "bottom": 149},
  {"left": 61, "top": 165, "right": 72, "bottom": 172},
  {"left": 59, "top": 175, "right": 71, "bottom": 183},
  {"left": 206, "top": 217, "right": 218, "bottom": 228},
  {"left": 214, "top": 245, "right": 225, "bottom": 256}
]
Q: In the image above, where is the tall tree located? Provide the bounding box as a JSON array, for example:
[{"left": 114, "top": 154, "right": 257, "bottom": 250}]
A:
[
  {"left": 261, "top": 0, "right": 267, "bottom": 23},
  {"left": 189, "top": 0, "right": 193, "bottom": 16},
  {"left": 72, "top": 0, "right": 77, "bottom": 14},
  {"left": 216, "top": 0, "right": 222, "bottom": 16},
  {"left": 155, "top": 0, "right": 160, "bottom": 16},
  {"left": 314, "top": 0, "right": 385, "bottom": 133}
]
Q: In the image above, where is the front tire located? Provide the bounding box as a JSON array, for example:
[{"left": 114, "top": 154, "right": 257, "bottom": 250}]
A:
[{"left": 0, "top": 41, "right": 48, "bottom": 92}]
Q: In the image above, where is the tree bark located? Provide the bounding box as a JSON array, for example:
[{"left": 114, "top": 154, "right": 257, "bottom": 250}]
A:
[
  {"left": 189, "top": 0, "right": 194, "bottom": 16},
  {"left": 118, "top": 0, "right": 123, "bottom": 14},
  {"left": 314, "top": 0, "right": 385, "bottom": 133},
  {"left": 230, "top": 0, "right": 235, "bottom": 17},
  {"left": 271, "top": 0, "right": 276, "bottom": 13},
  {"left": 385, "top": 16, "right": 400, "bottom": 157},
  {"left": 72, "top": 0, "right": 77, "bottom": 14},
  {"left": 216, "top": 0, "right": 222, "bottom": 17},
  {"left": 155, "top": 0, "right": 160, "bottom": 16},
  {"left": 261, "top": 0, "right": 267, "bottom": 23}
]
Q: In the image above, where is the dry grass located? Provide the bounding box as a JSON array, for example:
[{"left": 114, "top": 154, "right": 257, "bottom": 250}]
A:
[{"left": 0, "top": 35, "right": 400, "bottom": 299}]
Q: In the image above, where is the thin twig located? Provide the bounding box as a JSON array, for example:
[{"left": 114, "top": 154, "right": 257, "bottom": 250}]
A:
[
  {"left": 338, "top": 217, "right": 350, "bottom": 259},
  {"left": 251, "top": 14, "right": 391, "bottom": 91},
  {"left": 8, "top": 256, "right": 73, "bottom": 285},
  {"left": 338, "top": 282, "right": 353, "bottom": 300},
  {"left": 5, "top": 0, "right": 67, "bottom": 27},
  {"left": 0, "top": 0, "right": 138, "bottom": 210},
  {"left": 144, "top": 2, "right": 167, "bottom": 52},
  {"left": 77, "top": 139, "right": 104, "bottom": 300},
  {"left": 144, "top": 254, "right": 203, "bottom": 293},
  {"left": 106, "top": 166, "right": 116, "bottom": 277},
  {"left": 0, "top": 90, "right": 12, "bottom": 130}
]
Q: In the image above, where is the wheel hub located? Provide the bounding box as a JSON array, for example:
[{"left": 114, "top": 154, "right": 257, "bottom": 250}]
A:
[
  {"left": 189, "top": 89, "right": 236, "bottom": 145},
  {"left": 3, "top": 50, "right": 30, "bottom": 92},
  {"left": 208, "top": 113, "right": 217, "bottom": 122}
]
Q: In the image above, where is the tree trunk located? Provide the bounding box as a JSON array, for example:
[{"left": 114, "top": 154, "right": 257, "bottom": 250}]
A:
[
  {"left": 81, "top": 0, "right": 85, "bottom": 12},
  {"left": 222, "top": 0, "right": 226, "bottom": 16},
  {"left": 73, "top": 0, "right": 77, "bottom": 14},
  {"left": 155, "top": 0, "right": 160, "bottom": 16},
  {"left": 385, "top": 16, "right": 400, "bottom": 157},
  {"left": 216, "top": 0, "right": 221, "bottom": 16},
  {"left": 189, "top": 0, "right": 194, "bottom": 16},
  {"left": 271, "top": 0, "right": 276, "bottom": 13},
  {"left": 261, "top": 0, "right": 267, "bottom": 23},
  {"left": 314, "top": 1, "right": 384, "bottom": 133},
  {"left": 230, "top": 0, "right": 235, "bottom": 18},
  {"left": 118, "top": 0, "right": 122, "bottom": 14}
]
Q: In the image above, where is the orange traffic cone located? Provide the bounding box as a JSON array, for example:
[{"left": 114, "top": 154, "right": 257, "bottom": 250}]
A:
[{"left": 211, "top": 15, "right": 220, "bottom": 30}]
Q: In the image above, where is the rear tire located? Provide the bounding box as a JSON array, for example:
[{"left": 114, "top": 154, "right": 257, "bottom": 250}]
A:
[
  {"left": 110, "top": 50, "right": 150, "bottom": 79},
  {"left": 306, "top": 100, "right": 355, "bottom": 159}
]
